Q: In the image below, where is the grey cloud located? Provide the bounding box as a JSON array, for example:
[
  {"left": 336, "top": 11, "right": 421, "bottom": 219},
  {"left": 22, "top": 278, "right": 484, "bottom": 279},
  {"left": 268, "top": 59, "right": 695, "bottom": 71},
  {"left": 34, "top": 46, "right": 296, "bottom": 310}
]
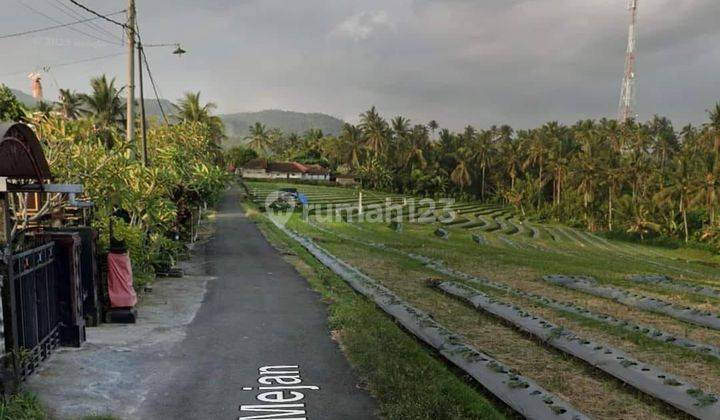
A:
[{"left": 2, "top": 0, "right": 719, "bottom": 130}]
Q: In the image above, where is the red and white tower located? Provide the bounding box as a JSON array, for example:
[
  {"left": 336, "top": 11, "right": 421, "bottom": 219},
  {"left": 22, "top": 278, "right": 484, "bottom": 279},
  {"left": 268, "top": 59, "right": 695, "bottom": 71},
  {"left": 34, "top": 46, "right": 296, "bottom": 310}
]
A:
[{"left": 619, "top": 0, "right": 639, "bottom": 122}]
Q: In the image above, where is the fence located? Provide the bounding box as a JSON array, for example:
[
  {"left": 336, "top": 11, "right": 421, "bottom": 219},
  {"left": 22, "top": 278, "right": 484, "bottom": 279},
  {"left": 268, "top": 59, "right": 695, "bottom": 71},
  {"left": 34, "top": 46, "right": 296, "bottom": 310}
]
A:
[{"left": 10, "top": 242, "right": 60, "bottom": 377}]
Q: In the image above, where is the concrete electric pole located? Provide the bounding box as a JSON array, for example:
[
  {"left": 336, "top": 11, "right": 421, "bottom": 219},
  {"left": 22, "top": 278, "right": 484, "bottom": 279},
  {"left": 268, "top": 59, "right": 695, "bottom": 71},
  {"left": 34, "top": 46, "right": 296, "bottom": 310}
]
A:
[{"left": 126, "top": 0, "right": 136, "bottom": 144}]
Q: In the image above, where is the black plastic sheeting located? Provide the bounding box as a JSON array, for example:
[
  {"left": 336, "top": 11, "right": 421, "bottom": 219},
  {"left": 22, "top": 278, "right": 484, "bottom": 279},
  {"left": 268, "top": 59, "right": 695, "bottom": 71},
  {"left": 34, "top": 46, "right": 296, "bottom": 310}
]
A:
[
  {"left": 628, "top": 275, "right": 720, "bottom": 300},
  {"left": 275, "top": 221, "right": 589, "bottom": 420},
  {"left": 544, "top": 275, "right": 720, "bottom": 331},
  {"left": 435, "top": 281, "right": 720, "bottom": 419},
  {"left": 303, "top": 219, "right": 720, "bottom": 361}
]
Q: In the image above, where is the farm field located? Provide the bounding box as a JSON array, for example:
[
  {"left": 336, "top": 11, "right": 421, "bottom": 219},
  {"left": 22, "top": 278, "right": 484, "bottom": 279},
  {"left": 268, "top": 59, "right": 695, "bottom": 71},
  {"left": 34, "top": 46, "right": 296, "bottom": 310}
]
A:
[{"left": 245, "top": 180, "right": 720, "bottom": 419}]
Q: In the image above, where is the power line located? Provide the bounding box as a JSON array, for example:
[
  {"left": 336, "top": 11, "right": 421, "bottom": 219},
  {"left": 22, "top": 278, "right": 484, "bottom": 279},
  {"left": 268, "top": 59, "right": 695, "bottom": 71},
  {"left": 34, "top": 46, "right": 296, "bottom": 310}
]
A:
[
  {"left": 134, "top": 22, "right": 170, "bottom": 124},
  {"left": 68, "top": 0, "right": 127, "bottom": 29},
  {"left": 0, "top": 10, "right": 124, "bottom": 40},
  {"left": 46, "top": 0, "right": 124, "bottom": 43},
  {"left": 0, "top": 52, "right": 126, "bottom": 77},
  {"left": 140, "top": 47, "right": 169, "bottom": 124},
  {"left": 15, "top": 0, "right": 122, "bottom": 45}
]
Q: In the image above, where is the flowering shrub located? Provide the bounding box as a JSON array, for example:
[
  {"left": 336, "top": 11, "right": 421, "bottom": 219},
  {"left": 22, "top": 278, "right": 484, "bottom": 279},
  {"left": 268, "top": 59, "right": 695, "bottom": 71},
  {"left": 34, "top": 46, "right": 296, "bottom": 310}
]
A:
[{"left": 31, "top": 114, "right": 229, "bottom": 278}]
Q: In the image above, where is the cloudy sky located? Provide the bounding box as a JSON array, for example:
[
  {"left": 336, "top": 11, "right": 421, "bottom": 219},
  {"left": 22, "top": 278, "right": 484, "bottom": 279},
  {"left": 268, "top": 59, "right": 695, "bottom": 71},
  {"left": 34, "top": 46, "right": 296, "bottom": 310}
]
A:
[{"left": 2, "top": 0, "right": 720, "bottom": 129}]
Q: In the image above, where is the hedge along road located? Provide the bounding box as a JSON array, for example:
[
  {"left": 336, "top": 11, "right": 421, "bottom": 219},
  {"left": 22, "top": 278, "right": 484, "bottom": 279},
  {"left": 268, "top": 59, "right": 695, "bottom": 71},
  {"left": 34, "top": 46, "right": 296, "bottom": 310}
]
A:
[{"left": 138, "top": 188, "right": 377, "bottom": 420}]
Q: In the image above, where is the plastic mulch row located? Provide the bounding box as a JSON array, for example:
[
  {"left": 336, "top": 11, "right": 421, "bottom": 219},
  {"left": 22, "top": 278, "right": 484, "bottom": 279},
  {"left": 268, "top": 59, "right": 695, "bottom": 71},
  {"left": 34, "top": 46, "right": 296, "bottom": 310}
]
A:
[
  {"left": 544, "top": 275, "right": 720, "bottom": 331},
  {"left": 434, "top": 281, "right": 720, "bottom": 419},
  {"left": 628, "top": 275, "right": 720, "bottom": 300},
  {"left": 275, "top": 221, "right": 589, "bottom": 420},
  {"left": 302, "top": 219, "right": 720, "bottom": 361}
]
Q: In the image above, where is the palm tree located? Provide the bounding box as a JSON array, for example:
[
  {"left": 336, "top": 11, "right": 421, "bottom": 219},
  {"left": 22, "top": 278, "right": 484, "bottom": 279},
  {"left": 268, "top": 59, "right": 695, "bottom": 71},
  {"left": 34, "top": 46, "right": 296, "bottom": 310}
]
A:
[
  {"left": 475, "top": 130, "right": 493, "bottom": 201},
  {"left": 655, "top": 153, "right": 702, "bottom": 242},
  {"left": 80, "top": 75, "right": 124, "bottom": 128},
  {"left": 245, "top": 122, "right": 274, "bottom": 155},
  {"left": 359, "top": 106, "right": 389, "bottom": 159},
  {"left": 339, "top": 123, "right": 364, "bottom": 169},
  {"left": 450, "top": 147, "right": 472, "bottom": 191},
  {"left": 173, "top": 91, "right": 224, "bottom": 142},
  {"left": 401, "top": 125, "right": 429, "bottom": 171},
  {"left": 57, "top": 89, "right": 82, "bottom": 119},
  {"left": 428, "top": 120, "right": 439, "bottom": 140},
  {"left": 523, "top": 128, "right": 549, "bottom": 207}
]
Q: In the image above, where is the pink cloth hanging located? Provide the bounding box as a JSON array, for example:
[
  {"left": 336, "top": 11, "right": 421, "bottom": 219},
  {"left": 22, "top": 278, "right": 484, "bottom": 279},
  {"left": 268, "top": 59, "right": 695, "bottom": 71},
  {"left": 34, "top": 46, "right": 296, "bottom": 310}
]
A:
[{"left": 107, "top": 252, "right": 137, "bottom": 308}]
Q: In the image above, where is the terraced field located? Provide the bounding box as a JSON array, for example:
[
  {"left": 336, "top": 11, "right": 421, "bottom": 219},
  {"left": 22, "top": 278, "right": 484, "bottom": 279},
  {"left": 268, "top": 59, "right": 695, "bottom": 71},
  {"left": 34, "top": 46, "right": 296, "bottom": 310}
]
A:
[{"left": 244, "top": 180, "right": 720, "bottom": 419}]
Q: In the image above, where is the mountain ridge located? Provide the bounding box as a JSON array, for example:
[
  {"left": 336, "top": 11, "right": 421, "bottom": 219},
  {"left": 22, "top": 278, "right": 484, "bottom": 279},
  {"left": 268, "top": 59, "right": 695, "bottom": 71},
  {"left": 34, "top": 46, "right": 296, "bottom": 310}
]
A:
[{"left": 7, "top": 88, "right": 344, "bottom": 148}]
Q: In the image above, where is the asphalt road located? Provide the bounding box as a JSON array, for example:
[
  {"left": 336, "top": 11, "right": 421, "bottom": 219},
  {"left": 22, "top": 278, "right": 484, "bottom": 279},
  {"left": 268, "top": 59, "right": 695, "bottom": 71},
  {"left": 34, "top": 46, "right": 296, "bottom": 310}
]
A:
[{"left": 138, "top": 188, "right": 377, "bottom": 419}]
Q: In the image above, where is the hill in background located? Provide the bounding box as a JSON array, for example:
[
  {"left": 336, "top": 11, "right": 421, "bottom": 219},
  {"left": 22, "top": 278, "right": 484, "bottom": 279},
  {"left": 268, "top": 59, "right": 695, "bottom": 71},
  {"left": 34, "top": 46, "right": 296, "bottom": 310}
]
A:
[
  {"left": 10, "top": 88, "right": 38, "bottom": 107},
  {"left": 8, "top": 89, "right": 344, "bottom": 148},
  {"left": 220, "top": 110, "right": 344, "bottom": 148}
]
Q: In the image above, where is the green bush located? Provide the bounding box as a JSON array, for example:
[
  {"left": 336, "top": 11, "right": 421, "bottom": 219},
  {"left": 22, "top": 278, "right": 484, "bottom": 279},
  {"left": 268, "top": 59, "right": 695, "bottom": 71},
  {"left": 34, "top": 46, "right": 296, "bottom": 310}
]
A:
[
  {"left": 33, "top": 115, "right": 229, "bottom": 284},
  {"left": 0, "top": 393, "right": 45, "bottom": 420}
]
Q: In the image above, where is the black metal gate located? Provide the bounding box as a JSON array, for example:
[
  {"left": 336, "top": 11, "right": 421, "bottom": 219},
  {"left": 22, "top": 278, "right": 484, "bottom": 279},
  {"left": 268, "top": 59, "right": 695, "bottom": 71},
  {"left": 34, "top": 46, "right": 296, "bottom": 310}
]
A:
[{"left": 11, "top": 242, "right": 60, "bottom": 377}]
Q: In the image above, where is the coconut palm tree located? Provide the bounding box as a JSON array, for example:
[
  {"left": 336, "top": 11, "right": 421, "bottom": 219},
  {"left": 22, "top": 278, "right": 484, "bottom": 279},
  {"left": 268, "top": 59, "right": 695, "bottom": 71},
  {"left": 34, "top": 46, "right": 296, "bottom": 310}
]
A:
[
  {"left": 359, "top": 106, "right": 389, "bottom": 159},
  {"left": 450, "top": 147, "right": 472, "bottom": 191},
  {"left": 173, "top": 91, "right": 224, "bottom": 143},
  {"left": 428, "top": 120, "right": 439, "bottom": 140},
  {"left": 339, "top": 123, "right": 364, "bottom": 169},
  {"left": 245, "top": 122, "right": 274, "bottom": 155},
  {"left": 57, "top": 89, "right": 82, "bottom": 119},
  {"left": 80, "top": 75, "right": 124, "bottom": 128}
]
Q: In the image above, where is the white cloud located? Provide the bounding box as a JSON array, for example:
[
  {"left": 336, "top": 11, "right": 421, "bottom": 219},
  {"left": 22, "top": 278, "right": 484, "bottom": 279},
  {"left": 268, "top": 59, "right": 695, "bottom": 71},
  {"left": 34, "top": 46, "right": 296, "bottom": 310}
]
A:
[{"left": 332, "top": 11, "right": 394, "bottom": 40}]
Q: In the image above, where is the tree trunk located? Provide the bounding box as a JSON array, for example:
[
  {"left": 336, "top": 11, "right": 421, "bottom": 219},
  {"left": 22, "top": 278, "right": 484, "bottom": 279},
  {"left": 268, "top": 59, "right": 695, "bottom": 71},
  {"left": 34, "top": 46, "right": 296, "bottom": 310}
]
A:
[
  {"left": 681, "top": 199, "right": 689, "bottom": 243},
  {"left": 557, "top": 171, "right": 562, "bottom": 205},
  {"left": 608, "top": 186, "right": 613, "bottom": 231},
  {"left": 537, "top": 156, "right": 543, "bottom": 208},
  {"left": 481, "top": 164, "right": 486, "bottom": 201}
]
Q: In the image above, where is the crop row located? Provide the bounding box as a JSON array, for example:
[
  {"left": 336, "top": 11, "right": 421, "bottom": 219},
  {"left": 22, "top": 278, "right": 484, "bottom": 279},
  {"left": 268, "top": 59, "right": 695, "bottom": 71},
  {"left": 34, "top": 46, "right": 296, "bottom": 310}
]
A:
[
  {"left": 274, "top": 221, "right": 589, "bottom": 420},
  {"left": 544, "top": 275, "right": 720, "bottom": 331},
  {"left": 303, "top": 218, "right": 720, "bottom": 361},
  {"left": 433, "top": 280, "right": 719, "bottom": 419}
]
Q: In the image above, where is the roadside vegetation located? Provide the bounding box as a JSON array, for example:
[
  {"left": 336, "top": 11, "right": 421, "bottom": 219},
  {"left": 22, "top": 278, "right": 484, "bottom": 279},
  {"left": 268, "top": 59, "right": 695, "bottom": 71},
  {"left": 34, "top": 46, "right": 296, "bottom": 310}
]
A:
[
  {"left": 1, "top": 80, "right": 227, "bottom": 288},
  {"left": 0, "top": 393, "right": 44, "bottom": 420},
  {"left": 245, "top": 199, "right": 508, "bottom": 420}
]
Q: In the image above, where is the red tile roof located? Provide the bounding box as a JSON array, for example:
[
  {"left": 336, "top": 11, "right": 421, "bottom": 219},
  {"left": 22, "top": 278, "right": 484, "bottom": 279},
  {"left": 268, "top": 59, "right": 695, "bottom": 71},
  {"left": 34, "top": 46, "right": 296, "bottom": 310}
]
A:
[
  {"left": 243, "top": 158, "right": 267, "bottom": 170},
  {"left": 243, "top": 159, "right": 330, "bottom": 175},
  {"left": 267, "top": 161, "right": 307, "bottom": 174},
  {"left": 302, "top": 164, "right": 330, "bottom": 175}
]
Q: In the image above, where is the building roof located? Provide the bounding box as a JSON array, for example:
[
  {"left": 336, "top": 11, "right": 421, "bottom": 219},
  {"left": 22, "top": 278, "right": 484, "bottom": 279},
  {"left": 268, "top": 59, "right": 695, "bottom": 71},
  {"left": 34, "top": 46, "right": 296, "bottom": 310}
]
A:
[
  {"left": 267, "top": 161, "right": 307, "bottom": 174},
  {"left": 243, "top": 159, "right": 330, "bottom": 175},
  {"left": 243, "top": 158, "right": 268, "bottom": 170},
  {"left": 302, "top": 164, "right": 330, "bottom": 175}
]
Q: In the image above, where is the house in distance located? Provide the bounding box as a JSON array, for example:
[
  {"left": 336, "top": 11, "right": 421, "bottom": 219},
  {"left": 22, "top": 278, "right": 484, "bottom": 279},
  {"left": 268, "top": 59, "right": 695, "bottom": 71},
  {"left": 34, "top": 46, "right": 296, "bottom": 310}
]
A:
[{"left": 241, "top": 158, "right": 331, "bottom": 181}]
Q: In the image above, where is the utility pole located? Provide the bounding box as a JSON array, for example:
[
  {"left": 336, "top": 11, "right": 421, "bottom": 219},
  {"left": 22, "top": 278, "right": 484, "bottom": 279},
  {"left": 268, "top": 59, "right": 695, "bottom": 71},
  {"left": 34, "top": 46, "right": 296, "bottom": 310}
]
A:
[
  {"left": 138, "top": 43, "right": 148, "bottom": 166},
  {"left": 126, "top": 0, "right": 136, "bottom": 144},
  {"left": 618, "top": 0, "right": 639, "bottom": 123}
]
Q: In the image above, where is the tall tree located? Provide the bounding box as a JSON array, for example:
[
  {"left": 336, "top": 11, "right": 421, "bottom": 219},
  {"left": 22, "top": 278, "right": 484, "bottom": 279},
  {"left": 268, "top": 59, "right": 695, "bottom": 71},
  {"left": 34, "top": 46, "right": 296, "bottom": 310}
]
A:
[
  {"left": 173, "top": 91, "right": 224, "bottom": 142},
  {"left": 80, "top": 75, "right": 124, "bottom": 128},
  {"left": 57, "top": 89, "right": 82, "bottom": 120},
  {"left": 360, "top": 106, "right": 389, "bottom": 159},
  {"left": 244, "top": 122, "right": 274, "bottom": 155}
]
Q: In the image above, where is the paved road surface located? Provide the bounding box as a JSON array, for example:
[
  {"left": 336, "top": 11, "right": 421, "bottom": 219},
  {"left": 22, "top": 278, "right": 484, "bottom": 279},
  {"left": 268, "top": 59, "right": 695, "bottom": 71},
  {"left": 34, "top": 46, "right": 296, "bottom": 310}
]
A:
[{"left": 139, "top": 188, "right": 377, "bottom": 419}]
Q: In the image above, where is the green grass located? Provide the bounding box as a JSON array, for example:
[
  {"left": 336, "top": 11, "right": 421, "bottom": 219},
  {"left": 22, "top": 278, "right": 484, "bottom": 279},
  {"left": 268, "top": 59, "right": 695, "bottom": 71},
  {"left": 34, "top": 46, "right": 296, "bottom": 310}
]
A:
[
  {"left": 248, "top": 208, "right": 507, "bottom": 420},
  {"left": 0, "top": 393, "right": 45, "bottom": 420}
]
